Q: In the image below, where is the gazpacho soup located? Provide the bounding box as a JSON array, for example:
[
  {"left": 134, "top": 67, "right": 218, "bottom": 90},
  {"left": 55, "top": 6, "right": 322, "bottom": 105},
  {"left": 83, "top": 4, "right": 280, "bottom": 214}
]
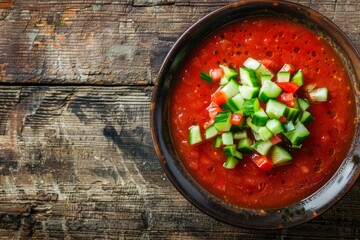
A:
[{"left": 170, "top": 16, "right": 356, "bottom": 209}]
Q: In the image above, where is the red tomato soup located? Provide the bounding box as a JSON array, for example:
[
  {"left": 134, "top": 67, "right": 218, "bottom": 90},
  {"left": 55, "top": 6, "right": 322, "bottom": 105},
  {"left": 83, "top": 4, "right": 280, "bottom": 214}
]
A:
[{"left": 170, "top": 17, "right": 356, "bottom": 209}]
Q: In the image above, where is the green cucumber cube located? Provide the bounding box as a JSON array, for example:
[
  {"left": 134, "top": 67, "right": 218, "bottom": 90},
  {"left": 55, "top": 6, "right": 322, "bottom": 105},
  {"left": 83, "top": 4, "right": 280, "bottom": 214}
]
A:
[
  {"left": 283, "top": 107, "right": 301, "bottom": 121},
  {"left": 252, "top": 108, "right": 269, "bottom": 126},
  {"left": 237, "top": 138, "right": 253, "bottom": 153},
  {"left": 266, "top": 119, "right": 284, "bottom": 135},
  {"left": 233, "top": 130, "right": 247, "bottom": 140},
  {"left": 205, "top": 125, "right": 218, "bottom": 139},
  {"left": 214, "top": 111, "right": 232, "bottom": 132},
  {"left": 223, "top": 156, "right": 239, "bottom": 169},
  {"left": 255, "top": 64, "right": 274, "bottom": 80},
  {"left": 291, "top": 70, "right": 304, "bottom": 86},
  {"left": 298, "top": 98, "right": 310, "bottom": 111},
  {"left": 258, "top": 127, "right": 274, "bottom": 141},
  {"left": 223, "top": 144, "right": 237, "bottom": 157},
  {"left": 243, "top": 98, "right": 260, "bottom": 115},
  {"left": 277, "top": 71, "right": 291, "bottom": 82},
  {"left": 221, "top": 79, "right": 240, "bottom": 99},
  {"left": 222, "top": 93, "right": 244, "bottom": 113},
  {"left": 214, "top": 136, "right": 222, "bottom": 148},
  {"left": 220, "top": 65, "right": 239, "bottom": 81},
  {"left": 266, "top": 99, "right": 287, "bottom": 119},
  {"left": 243, "top": 57, "right": 261, "bottom": 70},
  {"left": 252, "top": 140, "right": 273, "bottom": 155},
  {"left": 299, "top": 111, "right": 314, "bottom": 124},
  {"left": 240, "top": 67, "right": 259, "bottom": 87},
  {"left": 258, "top": 80, "right": 282, "bottom": 103},
  {"left": 309, "top": 87, "right": 328, "bottom": 102},
  {"left": 270, "top": 145, "right": 292, "bottom": 165},
  {"left": 222, "top": 132, "right": 234, "bottom": 145},
  {"left": 239, "top": 85, "right": 260, "bottom": 100},
  {"left": 189, "top": 125, "right": 202, "bottom": 145}
]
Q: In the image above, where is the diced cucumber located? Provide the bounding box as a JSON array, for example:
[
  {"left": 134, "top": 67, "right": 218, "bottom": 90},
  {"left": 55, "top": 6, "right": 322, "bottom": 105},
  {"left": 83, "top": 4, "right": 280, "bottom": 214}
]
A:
[
  {"left": 214, "top": 111, "right": 232, "bottom": 132},
  {"left": 291, "top": 70, "right": 304, "bottom": 86},
  {"left": 258, "top": 126, "right": 274, "bottom": 141},
  {"left": 291, "top": 144, "right": 302, "bottom": 149},
  {"left": 253, "top": 131, "right": 262, "bottom": 141},
  {"left": 277, "top": 71, "right": 291, "bottom": 82},
  {"left": 243, "top": 98, "right": 260, "bottom": 115},
  {"left": 252, "top": 108, "right": 269, "bottom": 126},
  {"left": 297, "top": 98, "right": 310, "bottom": 111},
  {"left": 233, "top": 130, "right": 247, "bottom": 140},
  {"left": 237, "top": 138, "right": 253, "bottom": 153},
  {"left": 258, "top": 80, "right": 283, "bottom": 103},
  {"left": 246, "top": 117, "right": 260, "bottom": 133},
  {"left": 266, "top": 99, "right": 287, "bottom": 119},
  {"left": 266, "top": 119, "right": 284, "bottom": 135},
  {"left": 240, "top": 67, "right": 260, "bottom": 87},
  {"left": 234, "top": 150, "right": 243, "bottom": 160},
  {"left": 243, "top": 57, "right": 261, "bottom": 70},
  {"left": 214, "top": 136, "right": 222, "bottom": 148},
  {"left": 220, "top": 65, "right": 239, "bottom": 80},
  {"left": 255, "top": 64, "right": 274, "bottom": 80},
  {"left": 222, "top": 93, "right": 244, "bottom": 113},
  {"left": 220, "top": 77, "right": 229, "bottom": 86},
  {"left": 189, "top": 125, "right": 202, "bottom": 145},
  {"left": 221, "top": 79, "right": 240, "bottom": 99},
  {"left": 260, "top": 74, "right": 273, "bottom": 85},
  {"left": 299, "top": 111, "right": 314, "bottom": 124},
  {"left": 283, "top": 107, "right": 301, "bottom": 121},
  {"left": 283, "top": 121, "right": 295, "bottom": 132},
  {"left": 222, "top": 132, "right": 234, "bottom": 145},
  {"left": 223, "top": 144, "right": 236, "bottom": 157},
  {"left": 283, "top": 121, "right": 310, "bottom": 145},
  {"left": 252, "top": 140, "right": 273, "bottom": 155},
  {"left": 239, "top": 85, "right": 260, "bottom": 100},
  {"left": 223, "top": 156, "right": 239, "bottom": 169},
  {"left": 270, "top": 145, "right": 293, "bottom": 165},
  {"left": 205, "top": 125, "right": 218, "bottom": 139},
  {"left": 309, "top": 87, "right": 328, "bottom": 102}
]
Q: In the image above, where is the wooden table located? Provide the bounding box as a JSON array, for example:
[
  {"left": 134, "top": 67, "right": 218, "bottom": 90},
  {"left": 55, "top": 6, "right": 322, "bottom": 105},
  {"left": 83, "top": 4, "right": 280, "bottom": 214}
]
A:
[{"left": 0, "top": 0, "right": 358, "bottom": 239}]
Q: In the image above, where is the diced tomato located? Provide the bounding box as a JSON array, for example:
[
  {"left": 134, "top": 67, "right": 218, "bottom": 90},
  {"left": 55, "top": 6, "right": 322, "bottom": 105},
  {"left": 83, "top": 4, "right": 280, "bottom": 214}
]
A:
[
  {"left": 279, "top": 116, "right": 288, "bottom": 123},
  {"left": 261, "top": 58, "right": 275, "bottom": 69},
  {"left": 276, "top": 82, "right": 300, "bottom": 93},
  {"left": 211, "top": 90, "right": 228, "bottom": 105},
  {"left": 231, "top": 113, "right": 243, "bottom": 126},
  {"left": 277, "top": 92, "right": 295, "bottom": 107},
  {"left": 280, "top": 63, "right": 295, "bottom": 74},
  {"left": 203, "top": 119, "right": 214, "bottom": 129},
  {"left": 210, "top": 68, "right": 224, "bottom": 82},
  {"left": 270, "top": 134, "right": 282, "bottom": 145},
  {"left": 252, "top": 155, "right": 273, "bottom": 171},
  {"left": 207, "top": 102, "right": 223, "bottom": 119}
]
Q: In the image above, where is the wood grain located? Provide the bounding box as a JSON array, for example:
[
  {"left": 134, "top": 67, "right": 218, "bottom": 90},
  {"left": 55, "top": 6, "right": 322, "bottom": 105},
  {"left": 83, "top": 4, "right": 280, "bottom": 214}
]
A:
[
  {"left": 0, "top": 0, "right": 357, "bottom": 85},
  {"left": 0, "top": 86, "right": 357, "bottom": 239},
  {"left": 0, "top": 0, "right": 358, "bottom": 239}
]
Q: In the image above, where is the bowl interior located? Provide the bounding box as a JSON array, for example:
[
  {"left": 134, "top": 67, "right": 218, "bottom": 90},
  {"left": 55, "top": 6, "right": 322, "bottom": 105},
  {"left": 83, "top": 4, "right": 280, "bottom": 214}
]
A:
[{"left": 151, "top": 0, "right": 360, "bottom": 229}]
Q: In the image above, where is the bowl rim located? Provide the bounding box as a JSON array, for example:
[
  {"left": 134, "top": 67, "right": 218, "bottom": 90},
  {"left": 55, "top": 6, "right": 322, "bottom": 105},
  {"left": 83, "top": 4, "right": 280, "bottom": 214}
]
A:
[{"left": 150, "top": 0, "right": 360, "bottom": 229}]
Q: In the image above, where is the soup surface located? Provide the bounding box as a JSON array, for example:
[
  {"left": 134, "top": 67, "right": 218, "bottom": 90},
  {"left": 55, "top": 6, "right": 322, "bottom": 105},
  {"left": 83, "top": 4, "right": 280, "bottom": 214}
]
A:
[{"left": 170, "top": 17, "right": 356, "bottom": 209}]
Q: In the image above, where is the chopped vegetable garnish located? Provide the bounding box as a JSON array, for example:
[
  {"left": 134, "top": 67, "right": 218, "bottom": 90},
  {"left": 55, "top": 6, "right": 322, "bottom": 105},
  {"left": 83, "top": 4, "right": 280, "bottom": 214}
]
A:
[
  {"left": 189, "top": 57, "right": 329, "bottom": 171},
  {"left": 200, "top": 72, "right": 213, "bottom": 84}
]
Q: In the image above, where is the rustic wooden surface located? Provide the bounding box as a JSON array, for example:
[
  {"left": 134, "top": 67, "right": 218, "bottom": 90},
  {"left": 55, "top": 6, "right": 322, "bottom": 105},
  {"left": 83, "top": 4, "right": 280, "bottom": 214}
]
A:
[{"left": 0, "top": 0, "right": 358, "bottom": 239}]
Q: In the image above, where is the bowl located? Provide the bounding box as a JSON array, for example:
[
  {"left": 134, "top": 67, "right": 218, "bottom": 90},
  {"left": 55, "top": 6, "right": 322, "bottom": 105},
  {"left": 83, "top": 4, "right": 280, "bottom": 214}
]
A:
[{"left": 150, "top": 0, "right": 360, "bottom": 229}]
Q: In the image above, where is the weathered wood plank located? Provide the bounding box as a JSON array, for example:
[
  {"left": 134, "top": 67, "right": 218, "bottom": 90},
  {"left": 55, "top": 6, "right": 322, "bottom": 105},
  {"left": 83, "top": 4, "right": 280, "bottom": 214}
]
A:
[
  {"left": 0, "top": 0, "right": 357, "bottom": 85},
  {"left": 0, "top": 86, "right": 357, "bottom": 239}
]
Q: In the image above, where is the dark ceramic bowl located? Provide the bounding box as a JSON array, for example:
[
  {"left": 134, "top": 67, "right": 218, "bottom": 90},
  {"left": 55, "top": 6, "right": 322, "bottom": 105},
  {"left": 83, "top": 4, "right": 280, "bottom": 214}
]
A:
[{"left": 151, "top": 0, "right": 360, "bottom": 229}]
